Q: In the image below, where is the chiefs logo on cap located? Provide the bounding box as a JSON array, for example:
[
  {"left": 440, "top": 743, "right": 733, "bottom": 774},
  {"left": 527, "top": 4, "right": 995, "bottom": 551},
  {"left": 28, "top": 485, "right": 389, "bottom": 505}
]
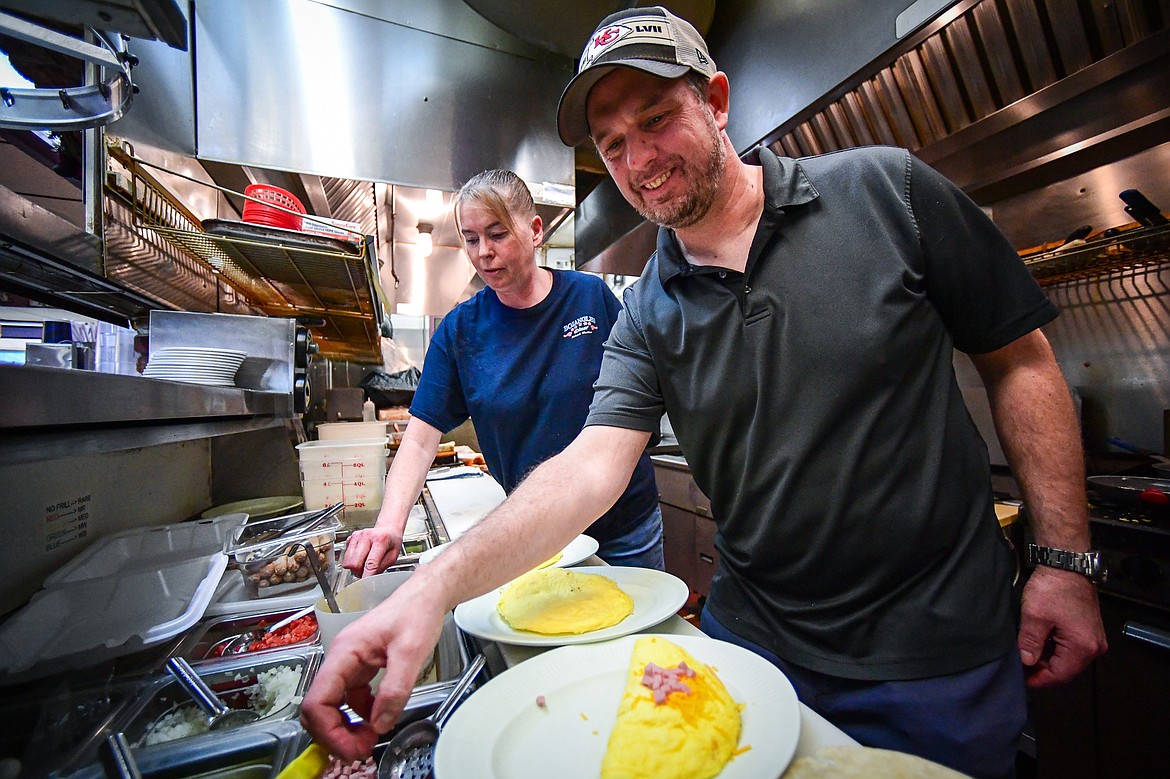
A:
[
  {"left": 594, "top": 26, "right": 623, "bottom": 46},
  {"left": 582, "top": 23, "right": 632, "bottom": 67}
]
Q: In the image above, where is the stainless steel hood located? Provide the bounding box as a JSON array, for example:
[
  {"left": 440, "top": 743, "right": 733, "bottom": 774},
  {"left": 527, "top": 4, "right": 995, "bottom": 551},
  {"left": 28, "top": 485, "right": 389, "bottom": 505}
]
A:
[
  {"left": 0, "top": 0, "right": 188, "bottom": 49},
  {"left": 461, "top": 0, "right": 715, "bottom": 58},
  {"left": 189, "top": 0, "right": 573, "bottom": 195},
  {"left": 757, "top": 0, "right": 1170, "bottom": 249},
  {"left": 0, "top": 0, "right": 583, "bottom": 341}
]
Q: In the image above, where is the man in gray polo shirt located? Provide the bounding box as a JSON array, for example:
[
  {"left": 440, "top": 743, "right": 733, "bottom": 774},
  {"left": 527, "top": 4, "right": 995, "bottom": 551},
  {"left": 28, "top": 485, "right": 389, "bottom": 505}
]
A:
[{"left": 301, "top": 8, "right": 1107, "bottom": 777}]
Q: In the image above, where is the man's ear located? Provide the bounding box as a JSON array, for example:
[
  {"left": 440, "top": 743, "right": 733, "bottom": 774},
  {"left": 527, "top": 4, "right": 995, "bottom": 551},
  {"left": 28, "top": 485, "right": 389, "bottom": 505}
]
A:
[{"left": 706, "top": 72, "right": 731, "bottom": 130}]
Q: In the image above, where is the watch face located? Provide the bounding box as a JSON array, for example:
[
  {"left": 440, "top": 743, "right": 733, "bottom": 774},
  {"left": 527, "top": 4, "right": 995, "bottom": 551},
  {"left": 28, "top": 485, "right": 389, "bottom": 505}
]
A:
[{"left": 1086, "top": 552, "right": 1106, "bottom": 583}]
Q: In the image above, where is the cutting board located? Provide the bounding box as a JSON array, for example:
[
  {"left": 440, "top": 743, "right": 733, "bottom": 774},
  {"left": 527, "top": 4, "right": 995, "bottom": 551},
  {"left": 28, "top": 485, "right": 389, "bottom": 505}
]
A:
[{"left": 426, "top": 473, "right": 505, "bottom": 539}]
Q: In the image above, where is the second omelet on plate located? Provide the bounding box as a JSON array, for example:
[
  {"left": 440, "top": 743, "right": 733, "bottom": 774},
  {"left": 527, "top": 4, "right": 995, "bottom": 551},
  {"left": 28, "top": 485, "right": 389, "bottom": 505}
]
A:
[{"left": 496, "top": 568, "right": 633, "bottom": 635}]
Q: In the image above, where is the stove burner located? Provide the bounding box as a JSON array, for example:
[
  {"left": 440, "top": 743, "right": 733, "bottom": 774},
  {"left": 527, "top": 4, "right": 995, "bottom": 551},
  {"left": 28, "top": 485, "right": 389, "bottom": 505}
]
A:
[{"left": 1088, "top": 490, "right": 1170, "bottom": 525}]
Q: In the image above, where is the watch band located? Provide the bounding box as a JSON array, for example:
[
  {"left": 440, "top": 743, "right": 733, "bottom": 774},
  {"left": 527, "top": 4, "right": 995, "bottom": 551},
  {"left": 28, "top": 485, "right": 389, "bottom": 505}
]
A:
[{"left": 1027, "top": 543, "right": 1106, "bottom": 584}]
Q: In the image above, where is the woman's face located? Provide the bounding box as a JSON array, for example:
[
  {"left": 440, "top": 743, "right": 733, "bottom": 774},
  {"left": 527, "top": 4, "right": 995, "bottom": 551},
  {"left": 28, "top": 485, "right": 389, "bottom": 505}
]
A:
[{"left": 457, "top": 200, "right": 543, "bottom": 296}]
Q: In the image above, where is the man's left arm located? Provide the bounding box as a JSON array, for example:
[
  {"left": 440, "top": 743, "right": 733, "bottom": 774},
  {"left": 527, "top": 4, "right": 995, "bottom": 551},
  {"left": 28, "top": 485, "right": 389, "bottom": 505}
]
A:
[{"left": 970, "top": 328, "right": 1108, "bottom": 687}]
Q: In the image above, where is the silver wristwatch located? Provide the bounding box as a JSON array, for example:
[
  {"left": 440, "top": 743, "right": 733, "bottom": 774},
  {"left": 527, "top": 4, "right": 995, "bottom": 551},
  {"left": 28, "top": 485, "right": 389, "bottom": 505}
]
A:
[{"left": 1026, "top": 543, "right": 1106, "bottom": 584}]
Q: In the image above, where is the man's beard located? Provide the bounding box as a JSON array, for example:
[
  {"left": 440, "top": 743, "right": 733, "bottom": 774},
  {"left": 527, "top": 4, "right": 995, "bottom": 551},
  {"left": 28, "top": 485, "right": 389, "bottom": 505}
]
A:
[{"left": 633, "top": 114, "right": 726, "bottom": 229}]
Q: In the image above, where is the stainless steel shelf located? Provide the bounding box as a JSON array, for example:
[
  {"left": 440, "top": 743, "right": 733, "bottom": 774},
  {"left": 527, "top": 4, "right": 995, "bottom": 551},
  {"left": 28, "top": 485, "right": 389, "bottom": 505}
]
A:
[
  {"left": 106, "top": 143, "right": 385, "bottom": 362},
  {"left": 1022, "top": 223, "right": 1170, "bottom": 285},
  {"left": 0, "top": 364, "right": 289, "bottom": 431}
]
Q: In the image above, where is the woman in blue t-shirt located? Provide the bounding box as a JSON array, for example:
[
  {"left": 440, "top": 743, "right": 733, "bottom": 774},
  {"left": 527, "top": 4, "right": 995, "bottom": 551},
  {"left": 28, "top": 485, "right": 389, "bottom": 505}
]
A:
[{"left": 343, "top": 169, "right": 662, "bottom": 577}]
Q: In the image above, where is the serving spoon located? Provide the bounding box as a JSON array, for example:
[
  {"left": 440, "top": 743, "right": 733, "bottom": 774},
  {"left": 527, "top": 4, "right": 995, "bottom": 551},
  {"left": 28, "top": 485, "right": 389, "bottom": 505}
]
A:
[{"left": 165, "top": 656, "right": 261, "bottom": 731}]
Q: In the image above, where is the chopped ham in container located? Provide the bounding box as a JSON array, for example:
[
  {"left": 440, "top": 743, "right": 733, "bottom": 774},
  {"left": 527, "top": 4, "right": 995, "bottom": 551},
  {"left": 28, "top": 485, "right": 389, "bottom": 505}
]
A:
[{"left": 321, "top": 755, "right": 377, "bottom": 779}]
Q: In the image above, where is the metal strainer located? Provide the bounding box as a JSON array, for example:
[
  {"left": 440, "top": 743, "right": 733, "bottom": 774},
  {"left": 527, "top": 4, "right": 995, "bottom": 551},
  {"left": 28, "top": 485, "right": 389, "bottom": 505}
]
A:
[{"left": 378, "top": 653, "right": 486, "bottom": 779}]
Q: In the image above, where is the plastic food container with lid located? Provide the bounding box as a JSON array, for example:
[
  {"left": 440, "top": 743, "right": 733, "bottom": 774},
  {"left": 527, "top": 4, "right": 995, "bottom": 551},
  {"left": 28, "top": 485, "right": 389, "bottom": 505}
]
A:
[{"left": 227, "top": 513, "right": 342, "bottom": 599}]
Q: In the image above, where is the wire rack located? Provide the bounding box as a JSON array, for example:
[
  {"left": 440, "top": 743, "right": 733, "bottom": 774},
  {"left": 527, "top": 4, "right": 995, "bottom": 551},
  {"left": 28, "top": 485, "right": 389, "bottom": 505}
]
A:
[
  {"left": 1022, "top": 223, "right": 1170, "bottom": 286},
  {"left": 105, "top": 142, "right": 384, "bottom": 362}
]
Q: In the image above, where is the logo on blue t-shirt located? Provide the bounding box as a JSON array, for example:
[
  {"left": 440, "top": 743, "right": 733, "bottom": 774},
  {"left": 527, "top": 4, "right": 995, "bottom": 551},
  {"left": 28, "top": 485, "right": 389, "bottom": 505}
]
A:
[{"left": 562, "top": 315, "right": 599, "bottom": 339}]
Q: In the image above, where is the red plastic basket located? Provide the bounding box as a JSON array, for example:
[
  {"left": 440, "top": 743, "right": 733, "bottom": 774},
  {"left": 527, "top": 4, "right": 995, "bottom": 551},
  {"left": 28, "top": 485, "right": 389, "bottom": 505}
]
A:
[{"left": 242, "top": 184, "right": 305, "bottom": 231}]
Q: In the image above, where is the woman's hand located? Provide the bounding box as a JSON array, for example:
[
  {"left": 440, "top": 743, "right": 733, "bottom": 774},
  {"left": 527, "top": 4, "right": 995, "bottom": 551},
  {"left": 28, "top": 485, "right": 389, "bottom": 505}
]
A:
[{"left": 342, "top": 526, "right": 404, "bottom": 578}]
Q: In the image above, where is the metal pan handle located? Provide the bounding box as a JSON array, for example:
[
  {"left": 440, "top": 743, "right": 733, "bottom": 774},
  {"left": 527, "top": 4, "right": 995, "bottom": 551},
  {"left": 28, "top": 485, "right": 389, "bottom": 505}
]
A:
[
  {"left": 166, "top": 656, "right": 229, "bottom": 717},
  {"left": 99, "top": 733, "right": 142, "bottom": 779},
  {"left": 1122, "top": 622, "right": 1170, "bottom": 651}
]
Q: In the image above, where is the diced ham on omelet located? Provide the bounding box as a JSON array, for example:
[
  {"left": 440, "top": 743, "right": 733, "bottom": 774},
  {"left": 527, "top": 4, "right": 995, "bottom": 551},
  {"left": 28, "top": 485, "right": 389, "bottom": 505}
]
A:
[{"left": 601, "top": 637, "right": 743, "bottom": 779}]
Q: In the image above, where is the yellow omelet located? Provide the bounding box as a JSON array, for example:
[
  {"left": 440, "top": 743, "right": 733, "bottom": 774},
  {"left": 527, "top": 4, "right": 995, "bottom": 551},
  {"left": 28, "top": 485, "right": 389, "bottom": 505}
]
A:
[
  {"left": 601, "top": 636, "right": 743, "bottom": 779},
  {"left": 496, "top": 568, "right": 633, "bottom": 635}
]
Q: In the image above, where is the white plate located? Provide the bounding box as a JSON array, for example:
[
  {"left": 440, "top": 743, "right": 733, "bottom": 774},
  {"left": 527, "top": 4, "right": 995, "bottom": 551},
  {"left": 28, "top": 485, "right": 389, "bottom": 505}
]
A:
[
  {"left": 146, "top": 354, "right": 243, "bottom": 365},
  {"left": 144, "top": 371, "right": 237, "bottom": 379},
  {"left": 420, "top": 534, "right": 599, "bottom": 568},
  {"left": 201, "top": 496, "right": 304, "bottom": 520},
  {"left": 145, "top": 362, "right": 237, "bottom": 369},
  {"left": 434, "top": 633, "right": 801, "bottom": 779},
  {"left": 144, "top": 370, "right": 238, "bottom": 379},
  {"left": 144, "top": 369, "right": 239, "bottom": 378},
  {"left": 142, "top": 376, "right": 237, "bottom": 386},
  {"left": 454, "top": 566, "right": 687, "bottom": 647},
  {"left": 145, "top": 366, "right": 238, "bottom": 375},
  {"left": 151, "top": 347, "right": 247, "bottom": 358}
]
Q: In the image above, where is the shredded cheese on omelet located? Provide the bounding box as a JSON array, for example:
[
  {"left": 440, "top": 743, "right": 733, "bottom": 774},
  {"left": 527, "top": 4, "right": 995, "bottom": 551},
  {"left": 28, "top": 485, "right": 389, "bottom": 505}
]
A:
[{"left": 601, "top": 637, "right": 743, "bottom": 779}]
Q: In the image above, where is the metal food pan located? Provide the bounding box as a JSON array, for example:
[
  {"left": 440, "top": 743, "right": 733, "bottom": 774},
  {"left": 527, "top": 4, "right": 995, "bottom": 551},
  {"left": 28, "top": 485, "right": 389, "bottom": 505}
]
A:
[
  {"left": 178, "top": 608, "right": 320, "bottom": 665},
  {"left": 65, "top": 720, "right": 306, "bottom": 779},
  {"left": 117, "top": 647, "right": 321, "bottom": 750}
]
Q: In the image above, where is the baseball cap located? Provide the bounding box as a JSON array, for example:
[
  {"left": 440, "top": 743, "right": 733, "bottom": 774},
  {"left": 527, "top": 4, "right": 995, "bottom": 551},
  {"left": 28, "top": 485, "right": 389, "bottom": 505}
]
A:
[{"left": 556, "top": 6, "right": 717, "bottom": 147}]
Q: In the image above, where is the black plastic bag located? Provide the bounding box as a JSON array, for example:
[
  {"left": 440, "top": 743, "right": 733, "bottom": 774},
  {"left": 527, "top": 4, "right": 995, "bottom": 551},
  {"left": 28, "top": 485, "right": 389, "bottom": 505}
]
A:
[{"left": 360, "top": 366, "right": 421, "bottom": 408}]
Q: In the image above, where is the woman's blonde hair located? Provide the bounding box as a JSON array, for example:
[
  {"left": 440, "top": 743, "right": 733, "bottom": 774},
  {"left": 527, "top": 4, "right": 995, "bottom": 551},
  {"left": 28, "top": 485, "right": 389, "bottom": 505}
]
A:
[{"left": 453, "top": 169, "right": 536, "bottom": 245}]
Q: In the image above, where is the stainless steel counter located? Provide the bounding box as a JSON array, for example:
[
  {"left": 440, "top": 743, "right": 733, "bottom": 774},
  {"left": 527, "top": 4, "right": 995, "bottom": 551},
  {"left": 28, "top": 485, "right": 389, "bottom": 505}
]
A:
[{"left": 0, "top": 362, "right": 300, "bottom": 615}]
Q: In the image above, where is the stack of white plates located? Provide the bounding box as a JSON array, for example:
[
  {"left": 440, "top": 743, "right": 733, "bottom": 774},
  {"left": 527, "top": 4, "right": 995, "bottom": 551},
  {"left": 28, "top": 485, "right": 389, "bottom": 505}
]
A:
[{"left": 143, "top": 346, "right": 247, "bottom": 386}]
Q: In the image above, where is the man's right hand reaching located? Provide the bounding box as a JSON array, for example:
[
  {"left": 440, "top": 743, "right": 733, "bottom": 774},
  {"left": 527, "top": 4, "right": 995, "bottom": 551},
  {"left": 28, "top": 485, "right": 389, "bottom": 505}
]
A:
[
  {"left": 342, "top": 525, "right": 403, "bottom": 578},
  {"left": 300, "top": 572, "right": 449, "bottom": 760}
]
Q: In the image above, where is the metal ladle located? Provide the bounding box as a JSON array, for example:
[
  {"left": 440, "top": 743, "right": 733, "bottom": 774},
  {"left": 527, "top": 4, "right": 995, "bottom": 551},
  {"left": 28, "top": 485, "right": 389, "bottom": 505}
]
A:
[
  {"left": 378, "top": 653, "right": 486, "bottom": 779},
  {"left": 165, "top": 656, "right": 261, "bottom": 731}
]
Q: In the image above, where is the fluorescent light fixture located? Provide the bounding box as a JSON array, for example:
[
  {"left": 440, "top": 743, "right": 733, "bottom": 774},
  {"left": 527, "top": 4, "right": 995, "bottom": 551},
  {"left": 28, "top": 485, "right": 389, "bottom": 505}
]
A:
[
  {"left": 395, "top": 302, "right": 423, "bottom": 317},
  {"left": 425, "top": 189, "right": 444, "bottom": 210}
]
